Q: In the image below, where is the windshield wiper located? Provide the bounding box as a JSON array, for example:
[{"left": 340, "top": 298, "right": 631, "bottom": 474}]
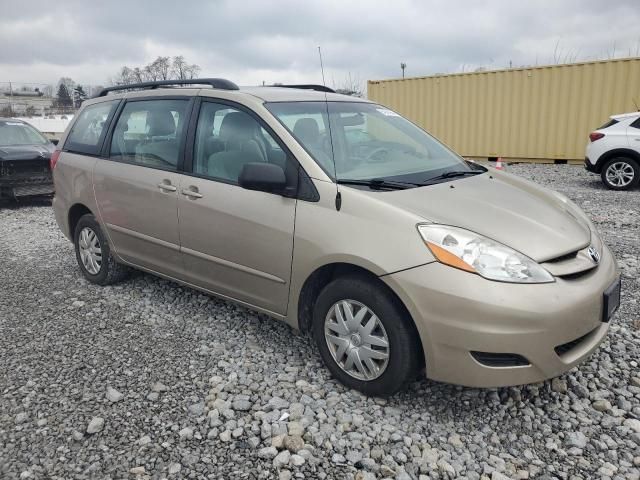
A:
[
  {"left": 337, "top": 178, "right": 420, "bottom": 190},
  {"left": 422, "top": 170, "right": 484, "bottom": 183}
]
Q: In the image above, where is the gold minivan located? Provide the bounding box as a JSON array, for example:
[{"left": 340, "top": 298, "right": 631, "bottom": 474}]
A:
[{"left": 51, "top": 79, "right": 621, "bottom": 396}]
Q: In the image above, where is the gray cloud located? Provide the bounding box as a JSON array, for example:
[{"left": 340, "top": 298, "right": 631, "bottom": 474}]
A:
[{"left": 1, "top": 0, "right": 639, "bottom": 89}]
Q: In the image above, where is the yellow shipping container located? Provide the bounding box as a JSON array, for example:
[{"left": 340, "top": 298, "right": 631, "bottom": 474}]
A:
[{"left": 368, "top": 57, "right": 640, "bottom": 163}]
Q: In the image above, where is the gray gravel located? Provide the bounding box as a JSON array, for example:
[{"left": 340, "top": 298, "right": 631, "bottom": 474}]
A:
[{"left": 1, "top": 164, "right": 639, "bottom": 480}]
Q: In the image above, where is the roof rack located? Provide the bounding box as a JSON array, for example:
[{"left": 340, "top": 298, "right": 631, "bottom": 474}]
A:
[
  {"left": 270, "top": 84, "right": 336, "bottom": 93},
  {"left": 96, "top": 78, "right": 239, "bottom": 97}
]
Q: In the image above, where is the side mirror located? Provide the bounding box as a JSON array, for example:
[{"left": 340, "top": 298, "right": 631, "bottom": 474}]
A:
[
  {"left": 50, "top": 139, "right": 59, "bottom": 146},
  {"left": 239, "top": 162, "right": 287, "bottom": 194}
]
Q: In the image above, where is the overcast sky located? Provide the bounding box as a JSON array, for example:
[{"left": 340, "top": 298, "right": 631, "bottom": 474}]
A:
[{"left": 2, "top": 0, "right": 639, "bottom": 90}]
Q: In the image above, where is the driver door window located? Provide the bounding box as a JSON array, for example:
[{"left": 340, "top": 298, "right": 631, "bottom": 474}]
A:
[
  {"left": 109, "top": 99, "right": 188, "bottom": 171},
  {"left": 193, "top": 102, "right": 287, "bottom": 183}
]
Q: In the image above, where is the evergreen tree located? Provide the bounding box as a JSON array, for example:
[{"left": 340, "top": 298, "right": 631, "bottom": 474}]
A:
[
  {"left": 73, "top": 85, "right": 87, "bottom": 108},
  {"left": 56, "top": 84, "right": 73, "bottom": 110}
]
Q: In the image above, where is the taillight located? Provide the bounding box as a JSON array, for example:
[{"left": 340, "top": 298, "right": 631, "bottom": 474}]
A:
[
  {"left": 589, "top": 132, "right": 605, "bottom": 142},
  {"left": 50, "top": 150, "right": 61, "bottom": 170}
]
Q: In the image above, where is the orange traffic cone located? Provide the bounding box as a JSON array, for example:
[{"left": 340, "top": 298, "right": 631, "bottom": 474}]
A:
[{"left": 495, "top": 157, "right": 504, "bottom": 170}]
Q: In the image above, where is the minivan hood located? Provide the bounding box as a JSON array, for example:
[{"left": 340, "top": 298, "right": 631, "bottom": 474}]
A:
[{"left": 377, "top": 171, "right": 591, "bottom": 262}]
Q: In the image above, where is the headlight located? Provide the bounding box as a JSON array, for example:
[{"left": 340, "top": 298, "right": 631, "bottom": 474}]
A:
[{"left": 418, "top": 224, "right": 554, "bottom": 283}]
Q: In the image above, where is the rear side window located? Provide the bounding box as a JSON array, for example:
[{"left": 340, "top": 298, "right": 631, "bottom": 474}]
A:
[
  {"left": 109, "top": 99, "right": 189, "bottom": 171},
  {"left": 598, "top": 119, "right": 619, "bottom": 129},
  {"left": 630, "top": 117, "right": 640, "bottom": 129},
  {"left": 65, "top": 100, "right": 119, "bottom": 155}
]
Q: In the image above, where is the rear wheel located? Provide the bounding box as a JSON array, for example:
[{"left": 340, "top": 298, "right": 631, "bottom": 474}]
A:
[
  {"left": 601, "top": 157, "right": 640, "bottom": 190},
  {"left": 74, "top": 214, "right": 129, "bottom": 285},
  {"left": 312, "top": 274, "right": 422, "bottom": 396}
]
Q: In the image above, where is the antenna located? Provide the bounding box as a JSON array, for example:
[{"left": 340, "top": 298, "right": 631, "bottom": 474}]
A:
[
  {"left": 318, "top": 46, "right": 327, "bottom": 87},
  {"left": 317, "top": 45, "right": 339, "bottom": 209}
]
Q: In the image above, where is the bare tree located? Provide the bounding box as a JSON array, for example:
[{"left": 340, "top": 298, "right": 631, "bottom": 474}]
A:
[
  {"left": 186, "top": 62, "right": 200, "bottom": 80},
  {"left": 333, "top": 72, "right": 364, "bottom": 97},
  {"left": 172, "top": 55, "right": 188, "bottom": 80},
  {"left": 111, "top": 66, "right": 133, "bottom": 85},
  {"left": 110, "top": 56, "right": 202, "bottom": 85},
  {"left": 149, "top": 56, "right": 171, "bottom": 80}
]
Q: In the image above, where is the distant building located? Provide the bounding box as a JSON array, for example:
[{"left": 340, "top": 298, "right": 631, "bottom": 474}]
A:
[{"left": 0, "top": 89, "right": 54, "bottom": 116}]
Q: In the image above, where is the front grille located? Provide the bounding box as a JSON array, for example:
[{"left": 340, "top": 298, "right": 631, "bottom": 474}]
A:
[
  {"left": 470, "top": 351, "right": 530, "bottom": 367},
  {"left": 542, "top": 245, "right": 600, "bottom": 279},
  {"left": 557, "top": 269, "right": 595, "bottom": 280},
  {"left": 545, "top": 250, "right": 579, "bottom": 263},
  {"left": 554, "top": 329, "right": 594, "bottom": 357}
]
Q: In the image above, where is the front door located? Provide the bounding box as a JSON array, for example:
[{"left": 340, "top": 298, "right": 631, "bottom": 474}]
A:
[
  {"left": 177, "top": 100, "right": 297, "bottom": 315},
  {"left": 94, "top": 98, "right": 191, "bottom": 278}
]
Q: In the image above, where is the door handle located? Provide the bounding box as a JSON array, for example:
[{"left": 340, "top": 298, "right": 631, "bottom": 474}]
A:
[
  {"left": 157, "top": 181, "right": 177, "bottom": 192},
  {"left": 181, "top": 187, "right": 203, "bottom": 199}
]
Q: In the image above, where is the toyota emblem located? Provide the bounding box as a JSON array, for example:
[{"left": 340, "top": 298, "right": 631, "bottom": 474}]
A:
[{"left": 587, "top": 246, "right": 600, "bottom": 264}]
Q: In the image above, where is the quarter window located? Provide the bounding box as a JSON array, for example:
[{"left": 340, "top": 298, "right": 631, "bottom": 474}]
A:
[
  {"left": 110, "top": 99, "right": 188, "bottom": 170},
  {"left": 65, "top": 100, "right": 118, "bottom": 155}
]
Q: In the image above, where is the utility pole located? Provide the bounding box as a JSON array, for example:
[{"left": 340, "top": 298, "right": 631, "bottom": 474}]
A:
[
  {"left": 400, "top": 63, "right": 406, "bottom": 79},
  {"left": 9, "top": 81, "right": 14, "bottom": 115}
]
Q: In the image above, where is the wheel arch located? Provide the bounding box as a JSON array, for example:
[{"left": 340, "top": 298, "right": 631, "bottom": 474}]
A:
[
  {"left": 68, "top": 203, "right": 94, "bottom": 238},
  {"left": 595, "top": 148, "right": 640, "bottom": 173},
  {"left": 296, "top": 262, "right": 420, "bottom": 343}
]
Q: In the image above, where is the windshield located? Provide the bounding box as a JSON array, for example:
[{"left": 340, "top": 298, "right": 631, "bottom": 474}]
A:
[
  {"left": 266, "top": 101, "right": 474, "bottom": 183},
  {"left": 0, "top": 121, "right": 49, "bottom": 146}
]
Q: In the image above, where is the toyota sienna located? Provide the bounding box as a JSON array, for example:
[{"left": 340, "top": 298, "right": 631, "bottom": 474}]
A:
[{"left": 51, "top": 79, "right": 621, "bottom": 396}]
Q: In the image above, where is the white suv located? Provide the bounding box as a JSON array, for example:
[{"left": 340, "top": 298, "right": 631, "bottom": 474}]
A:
[{"left": 585, "top": 112, "right": 640, "bottom": 190}]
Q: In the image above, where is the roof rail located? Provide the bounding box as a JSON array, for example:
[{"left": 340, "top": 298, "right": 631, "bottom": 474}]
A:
[
  {"left": 96, "top": 78, "right": 239, "bottom": 97},
  {"left": 271, "top": 84, "right": 336, "bottom": 93}
]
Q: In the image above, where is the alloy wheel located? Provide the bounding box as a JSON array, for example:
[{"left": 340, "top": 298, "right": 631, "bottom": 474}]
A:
[{"left": 605, "top": 161, "right": 635, "bottom": 188}]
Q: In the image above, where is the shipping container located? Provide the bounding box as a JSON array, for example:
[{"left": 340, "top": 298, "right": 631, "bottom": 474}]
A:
[{"left": 368, "top": 57, "right": 640, "bottom": 163}]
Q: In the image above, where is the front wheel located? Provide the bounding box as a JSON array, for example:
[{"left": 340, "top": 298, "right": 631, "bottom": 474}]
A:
[
  {"left": 312, "top": 274, "right": 422, "bottom": 396},
  {"left": 74, "top": 214, "right": 129, "bottom": 285},
  {"left": 601, "top": 157, "right": 640, "bottom": 190}
]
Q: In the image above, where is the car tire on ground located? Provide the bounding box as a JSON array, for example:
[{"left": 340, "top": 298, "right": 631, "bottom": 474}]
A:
[
  {"left": 312, "top": 273, "right": 422, "bottom": 396},
  {"left": 73, "top": 213, "right": 129, "bottom": 285},
  {"left": 601, "top": 157, "right": 640, "bottom": 190}
]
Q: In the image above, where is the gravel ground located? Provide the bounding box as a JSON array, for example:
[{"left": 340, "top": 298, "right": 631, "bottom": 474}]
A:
[{"left": 0, "top": 164, "right": 639, "bottom": 480}]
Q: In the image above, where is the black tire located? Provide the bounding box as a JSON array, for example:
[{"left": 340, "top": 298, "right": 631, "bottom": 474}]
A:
[
  {"left": 600, "top": 157, "right": 640, "bottom": 191},
  {"left": 312, "top": 273, "right": 422, "bottom": 396},
  {"left": 73, "top": 214, "right": 129, "bottom": 285}
]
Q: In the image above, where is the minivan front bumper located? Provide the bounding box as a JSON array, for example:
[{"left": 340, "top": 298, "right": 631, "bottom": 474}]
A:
[{"left": 383, "top": 245, "right": 619, "bottom": 387}]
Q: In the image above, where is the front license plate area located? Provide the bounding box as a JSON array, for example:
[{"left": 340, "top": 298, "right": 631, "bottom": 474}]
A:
[{"left": 602, "top": 277, "right": 621, "bottom": 322}]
